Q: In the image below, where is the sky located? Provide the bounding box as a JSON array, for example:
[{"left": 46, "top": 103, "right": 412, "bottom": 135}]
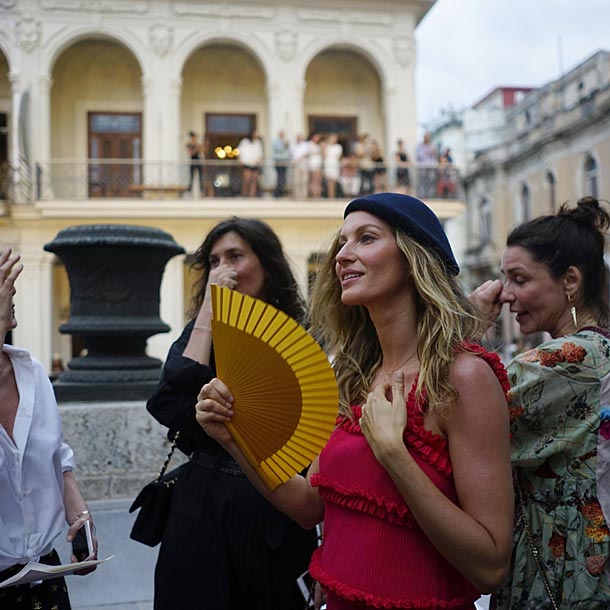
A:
[{"left": 415, "top": 0, "right": 610, "bottom": 128}]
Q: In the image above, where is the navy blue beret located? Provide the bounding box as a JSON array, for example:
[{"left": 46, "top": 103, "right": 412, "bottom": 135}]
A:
[{"left": 343, "top": 192, "right": 459, "bottom": 276}]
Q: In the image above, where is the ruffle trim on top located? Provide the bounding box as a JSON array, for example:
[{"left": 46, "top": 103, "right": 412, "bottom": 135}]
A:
[
  {"left": 336, "top": 342, "right": 510, "bottom": 479},
  {"left": 311, "top": 473, "right": 416, "bottom": 527},
  {"left": 460, "top": 342, "right": 510, "bottom": 397},
  {"left": 309, "top": 551, "right": 478, "bottom": 610},
  {"left": 338, "top": 388, "right": 452, "bottom": 477}
]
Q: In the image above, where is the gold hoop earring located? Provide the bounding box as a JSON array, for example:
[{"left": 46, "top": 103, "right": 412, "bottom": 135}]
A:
[{"left": 568, "top": 294, "right": 578, "bottom": 329}]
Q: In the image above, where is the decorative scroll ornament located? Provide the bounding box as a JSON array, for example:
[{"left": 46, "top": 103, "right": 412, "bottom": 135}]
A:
[
  {"left": 393, "top": 34, "right": 415, "bottom": 67},
  {"left": 275, "top": 28, "right": 297, "bottom": 62},
  {"left": 16, "top": 15, "right": 41, "bottom": 53},
  {"left": 150, "top": 22, "right": 173, "bottom": 57}
]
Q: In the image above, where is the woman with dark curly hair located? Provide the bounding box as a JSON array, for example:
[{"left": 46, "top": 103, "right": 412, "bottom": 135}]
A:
[
  {"left": 147, "top": 217, "right": 316, "bottom": 610},
  {"left": 473, "top": 196, "right": 610, "bottom": 609}
]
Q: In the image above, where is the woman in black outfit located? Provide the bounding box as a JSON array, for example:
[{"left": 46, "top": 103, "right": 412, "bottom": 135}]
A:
[{"left": 147, "top": 217, "right": 317, "bottom": 610}]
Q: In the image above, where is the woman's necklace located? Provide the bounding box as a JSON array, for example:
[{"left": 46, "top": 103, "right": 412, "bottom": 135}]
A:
[{"left": 379, "top": 346, "right": 419, "bottom": 382}]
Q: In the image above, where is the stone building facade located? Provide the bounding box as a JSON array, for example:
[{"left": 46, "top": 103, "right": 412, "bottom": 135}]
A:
[
  {"left": 462, "top": 50, "right": 610, "bottom": 347},
  {"left": 0, "top": 0, "right": 469, "bottom": 500},
  {"left": 0, "top": 0, "right": 460, "bottom": 374}
]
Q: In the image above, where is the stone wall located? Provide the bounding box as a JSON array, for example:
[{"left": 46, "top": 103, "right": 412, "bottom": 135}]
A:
[{"left": 59, "top": 400, "right": 185, "bottom": 501}]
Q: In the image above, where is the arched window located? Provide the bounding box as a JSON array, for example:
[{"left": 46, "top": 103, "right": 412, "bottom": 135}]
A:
[
  {"left": 480, "top": 198, "right": 492, "bottom": 244},
  {"left": 520, "top": 183, "right": 531, "bottom": 221},
  {"left": 546, "top": 171, "right": 556, "bottom": 213},
  {"left": 584, "top": 155, "right": 599, "bottom": 198}
]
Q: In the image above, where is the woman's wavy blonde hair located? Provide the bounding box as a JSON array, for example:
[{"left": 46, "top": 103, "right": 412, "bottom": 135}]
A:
[{"left": 308, "top": 226, "right": 483, "bottom": 422}]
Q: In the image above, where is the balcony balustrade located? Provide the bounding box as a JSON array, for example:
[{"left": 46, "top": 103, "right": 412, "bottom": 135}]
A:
[{"left": 0, "top": 159, "right": 462, "bottom": 204}]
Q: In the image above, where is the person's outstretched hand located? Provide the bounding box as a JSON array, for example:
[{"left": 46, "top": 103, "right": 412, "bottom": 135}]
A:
[{"left": 470, "top": 279, "right": 504, "bottom": 329}]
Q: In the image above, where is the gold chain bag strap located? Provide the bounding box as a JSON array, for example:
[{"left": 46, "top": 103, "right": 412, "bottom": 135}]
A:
[
  {"left": 517, "top": 483, "right": 560, "bottom": 610},
  {"left": 129, "top": 430, "right": 184, "bottom": 547}
]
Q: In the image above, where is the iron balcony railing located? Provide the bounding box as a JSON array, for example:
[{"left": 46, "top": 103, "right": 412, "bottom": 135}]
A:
[{"left": 25, "top": 159, "right": 461, "bottom": 202}]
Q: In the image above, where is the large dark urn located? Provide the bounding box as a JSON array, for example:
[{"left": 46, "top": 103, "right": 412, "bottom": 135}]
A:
[{"left": 44, "top": 225, "right": 185, "bottom": 401}]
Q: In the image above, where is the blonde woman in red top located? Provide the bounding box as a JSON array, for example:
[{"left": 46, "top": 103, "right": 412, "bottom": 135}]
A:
[{"left": 196, "top": 193, "right": 514, "bottom": 609}]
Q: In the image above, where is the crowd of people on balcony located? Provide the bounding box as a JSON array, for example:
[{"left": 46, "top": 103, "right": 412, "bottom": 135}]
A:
[{"left": 182, "top": 130, "right": 458, "bottom": 200}]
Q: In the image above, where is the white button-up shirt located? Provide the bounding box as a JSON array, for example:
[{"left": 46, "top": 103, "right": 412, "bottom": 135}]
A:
[{"left": 0, "top": 344, "right": 75, "bottom": 571}]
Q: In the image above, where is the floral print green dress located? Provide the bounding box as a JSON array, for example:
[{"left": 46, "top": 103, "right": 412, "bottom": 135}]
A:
[{"left": 494, "top": 328, "right": 610, "bottom": 610}]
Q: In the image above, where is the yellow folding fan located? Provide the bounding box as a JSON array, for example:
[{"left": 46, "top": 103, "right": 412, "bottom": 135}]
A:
[{"left": 211, "top": 284, "right": 339, "bottom": 490}]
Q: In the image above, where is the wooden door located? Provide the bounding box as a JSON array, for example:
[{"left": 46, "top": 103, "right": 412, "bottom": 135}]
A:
[{"left": 88, "top": 113, "right": 142, "bottom": 197}]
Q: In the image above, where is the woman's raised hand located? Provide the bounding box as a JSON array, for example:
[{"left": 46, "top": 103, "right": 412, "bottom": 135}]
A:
[
  {"left": 0, "top": 248, "right": 23, "bottom": 337},
  {"left": 360, "top": 371, "right": 407, "bottom": 463},
  {"left": 208, "top": 264, "right": 238, "bottom": 291},
  {"left": 469, "top": 279, "right": 503, "bottom": 328},
  {"left": 195, "top": 378, "right": 235, "bottom": 446},
  {"left": 193, "top": 264, "right": 239, "bottom": 329}
]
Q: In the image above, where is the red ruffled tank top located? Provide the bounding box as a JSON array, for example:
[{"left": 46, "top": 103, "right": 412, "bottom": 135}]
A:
[{"left": 309, "top": 344, "right": 509, "bottom": 609}]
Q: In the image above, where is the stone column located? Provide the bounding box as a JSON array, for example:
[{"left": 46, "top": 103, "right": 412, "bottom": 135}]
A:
[
  {"left": 8, "top": 72, "right": 21, "bottom": 168},
  {"left": 36, "top": 73, "right": 53, "bottom": 163},
  {"left": 164, "top": 76, "right": 182, "bottom": 164},
  {"left": 387, "top": 31, "right": 417, "bottom": 160},
  {"left": 287, "top": 79, "right": 306, "bottom": 141},
  {"left": 12, "top": 248, "right": 54, "bottom": 369},
  {"left": 29, "top": 73, "right": 54, "bottom": 199},
  {"left": 265, "top": 80, "right": 282, "bottom": 190},
  {"left": 272, "top": 27, "right": 304, "bottom": 140},
  {"left": 141, "top": 75, "right": 160, "bottom": 185},
  {"left": 147, "top": 253, "right": 185, "bottom": 361},
  {"left": 266, "top": 76, "right": 305, "bottom": 195}
]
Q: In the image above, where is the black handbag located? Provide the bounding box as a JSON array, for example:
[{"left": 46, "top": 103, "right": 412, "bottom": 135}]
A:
[{"left": 129, "top": 431, "right": 185, "bottom": 547}]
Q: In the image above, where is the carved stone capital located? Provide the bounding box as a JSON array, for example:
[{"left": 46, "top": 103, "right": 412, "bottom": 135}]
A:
[
  {"left": 141, "top": 75, "right": 155, "bottom": 97},
  {"left": 169, "top": 76, "right": 182, "bottom": 97},
  {"left": 294, "top": 80, "right": 306, "bottom": 97},
  {"left": 267, "top": 80, "right": 280, "bottom": 99},
  {"left": 38, "top": 73, "right": 54, "bottom": 94},
  {"left": 8, "top": 71, "right": 22, "bottom": 92}
]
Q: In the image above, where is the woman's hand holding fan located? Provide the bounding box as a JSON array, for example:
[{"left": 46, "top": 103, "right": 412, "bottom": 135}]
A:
[
  {"left": 195, "top": 286, "right": 339, "bottom": 491},
  {"left": 195, "top": 379, "right": 236, "bottom": 448}
]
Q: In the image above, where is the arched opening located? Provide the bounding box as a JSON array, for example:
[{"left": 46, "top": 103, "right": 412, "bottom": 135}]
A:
[
  {"left": 50, "top": 38, "right": 143, "bottom": 198},
  {"left": 304, "top": 48, "right": 383, "bottom": 154},
  {"left": 181, "top": 43, "right": 267, "bottom": 197}
]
